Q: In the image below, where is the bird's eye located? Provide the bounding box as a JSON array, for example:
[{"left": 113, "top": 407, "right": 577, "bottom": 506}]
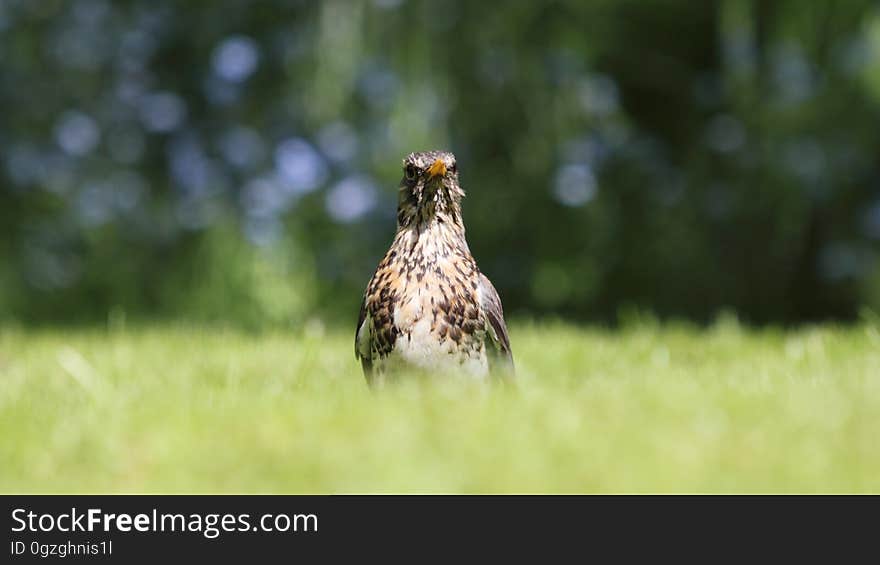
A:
[{"left": 404, "top": 165, "right": 417, "bottom": 180}]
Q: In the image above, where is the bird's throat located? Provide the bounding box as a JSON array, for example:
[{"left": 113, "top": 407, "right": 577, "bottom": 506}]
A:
[{"left": 395, "top": 210, "right": 468, "bottom": 260}]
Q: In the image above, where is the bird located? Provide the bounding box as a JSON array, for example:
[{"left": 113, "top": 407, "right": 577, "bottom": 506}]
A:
[{"left": 355, "top": 150, "right": 513, "bottom": 386}]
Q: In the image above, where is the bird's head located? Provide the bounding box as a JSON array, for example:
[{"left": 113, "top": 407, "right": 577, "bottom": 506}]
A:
[{"left": 397, "top": 150, "right": 465, "bottom": 229}]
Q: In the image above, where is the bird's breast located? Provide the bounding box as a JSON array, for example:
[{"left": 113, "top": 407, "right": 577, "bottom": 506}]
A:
[
  {"left": 384, "top": 254, "right": 487, "bottom": 376},
  {"left": 365, "top": 221, "right": 488, "bottom": 376}
]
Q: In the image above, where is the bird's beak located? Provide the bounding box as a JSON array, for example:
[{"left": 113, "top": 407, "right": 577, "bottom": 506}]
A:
[{"left": 427, "top": 158, "right": 447, "bottom": 178}]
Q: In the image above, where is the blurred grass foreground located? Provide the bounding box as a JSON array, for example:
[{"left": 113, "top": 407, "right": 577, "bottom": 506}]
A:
[{"left": 2, "top": 319, "right": 879, "bottom": 493}]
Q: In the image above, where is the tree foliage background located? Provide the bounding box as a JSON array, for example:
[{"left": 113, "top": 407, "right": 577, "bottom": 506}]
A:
[{"left": 2, "top": 0, "right": 880, "bottom": 327}]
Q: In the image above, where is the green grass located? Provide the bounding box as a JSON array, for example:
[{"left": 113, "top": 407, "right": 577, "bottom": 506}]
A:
[{"left": 1, "top": 319, "right": 879, "bottom": 493}]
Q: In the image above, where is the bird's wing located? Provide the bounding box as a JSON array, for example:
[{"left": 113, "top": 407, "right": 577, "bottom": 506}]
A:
[
  {"left": 355, "top": 296, "right": 373, "bottom": 376},
  {"left": 478, "top": 272, "right": 514, "bottom": 374}
]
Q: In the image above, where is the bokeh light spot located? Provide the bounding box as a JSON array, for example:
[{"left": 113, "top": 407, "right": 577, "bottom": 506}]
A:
[
  {"left": 212, "top": 35, "right": 260, "bottom": 83},
  {"left": 275, "top": 138, "right": 328, "bottom": 195},
  {"left": 553, "top": 164, "right": 597, "bottom": 207},
  {"left": 139, "top": 92, "right": 187, "bottom": 133},
  {"left": 325, "top": 175, "right": 378, "bottom": 223},
  {"left": 55, "top": 111, "right": 100, "bottom": 156}
]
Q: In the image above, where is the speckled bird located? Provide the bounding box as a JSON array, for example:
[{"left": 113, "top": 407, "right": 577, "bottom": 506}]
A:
[{"left": 355, "top": 150, "right": 513, "bottom": 386}]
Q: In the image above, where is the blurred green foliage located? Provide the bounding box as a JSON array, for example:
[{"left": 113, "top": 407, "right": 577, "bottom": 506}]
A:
[{"left": 2, "top": 0, "right": 880, "bottom": 327}]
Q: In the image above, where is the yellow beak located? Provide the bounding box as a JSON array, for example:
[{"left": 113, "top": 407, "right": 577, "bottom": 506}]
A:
[{"left": 426, "top": 158, "right": 447, "bottom": 178}]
